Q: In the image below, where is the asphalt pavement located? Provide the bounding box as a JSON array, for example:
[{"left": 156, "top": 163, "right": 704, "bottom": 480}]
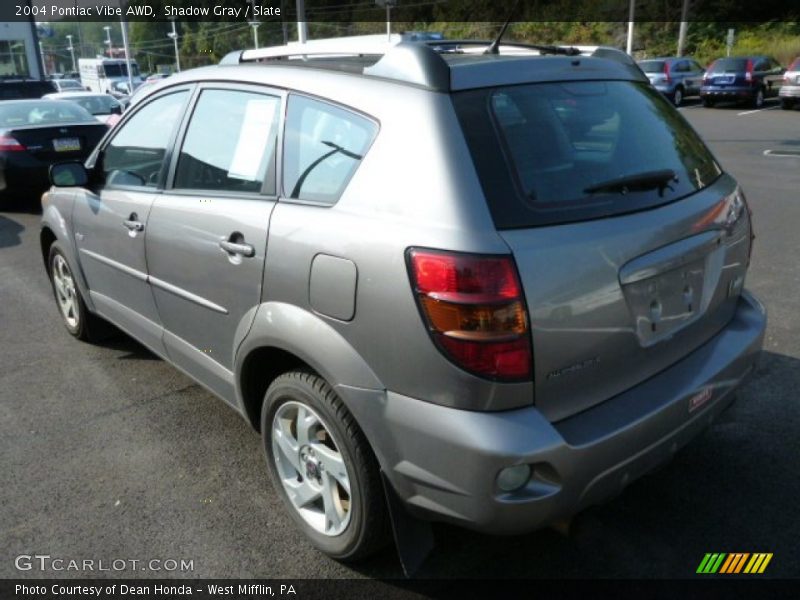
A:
[{"left": 1, "top": 97, "right": 798, "bottom": 582}]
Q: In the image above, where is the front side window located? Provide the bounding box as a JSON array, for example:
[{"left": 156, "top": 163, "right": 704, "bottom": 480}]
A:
[
  {"left": 102, "top": 90, "right": 188, "bottom": 188},
  {"left": 174, "top": 89, "right": 280, "bottom": 194},
  {"left": 282, "top": 95, "right": 377, "bottom": 205}
]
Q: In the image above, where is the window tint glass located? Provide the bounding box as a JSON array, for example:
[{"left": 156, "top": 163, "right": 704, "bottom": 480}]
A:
[
  {"left": 283, "top": 95, "right": 377, "bottom": 204},
  {"left": 0, "top": 100, "right": 95, "bottom": 126},
  {"left": 174, "top": 89, "right": 280, "bottom": 194},
  {"left": 638, "top": 60, "right": 665, "bottom": 73},
  {"left": 710, "top": 58, "right": 747, "bottom": 72},
  {"left": 103, "top": 90, "right": 187, "bottom": 188},
  {"left": 453, "top": 80, "right": 721, "bottom": 228}
]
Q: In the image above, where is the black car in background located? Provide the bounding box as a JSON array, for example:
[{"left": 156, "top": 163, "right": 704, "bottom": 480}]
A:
[
  {"left": 700, "top": 55, "right": 785, "bottom": 108},
  {"left": 0, "top": 78, "right": 58, "bottom": 100},
  {"left": 0, "top": 100, "right": 107, "bottom": 207}
]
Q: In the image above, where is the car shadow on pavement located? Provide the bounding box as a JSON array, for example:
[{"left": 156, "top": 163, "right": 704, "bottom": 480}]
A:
[
  {"left": 96, "top": 328, "right": 160, "bottom": 361},
  {"left": 0, "top": 215, "right": 25, "bottom": 249},
  {"left": 349, "top": 350, "right": 799, "bottom": 580}
]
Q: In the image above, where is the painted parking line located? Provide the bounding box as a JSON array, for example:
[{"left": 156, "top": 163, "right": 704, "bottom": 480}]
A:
[
  {"left": 764, "top": 149, "right": 800, "bottom": 157},
  {"left": 737, "top": 106, "right": 780, "bottom": 116}
]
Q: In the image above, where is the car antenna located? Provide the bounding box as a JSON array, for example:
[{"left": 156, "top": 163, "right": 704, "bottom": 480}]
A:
[{"left": 484, "top": 0, "right": 521, "bottom": 55}]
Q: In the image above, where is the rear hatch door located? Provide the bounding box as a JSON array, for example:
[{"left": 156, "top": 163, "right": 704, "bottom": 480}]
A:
[{"left": 453, "top": 79, "right": 752, "bottom": 421}]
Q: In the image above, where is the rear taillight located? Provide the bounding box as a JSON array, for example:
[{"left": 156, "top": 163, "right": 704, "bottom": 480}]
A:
[
  {"left": 745, "top": 59, "right": 754, "bottom": 84},
  {"left": 407, "top": 248, "right": 532, "bottom": 381},
  {"left": 0, "top": 135, "right": 25, "bottom": 152},
  {"left": 663, "top": 62, "right": 672, "bottom": 83}
]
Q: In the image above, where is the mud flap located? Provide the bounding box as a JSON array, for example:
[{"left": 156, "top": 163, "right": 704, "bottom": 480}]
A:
[{"left": 381, "top": 471, "right": 434, "bottom": 577}]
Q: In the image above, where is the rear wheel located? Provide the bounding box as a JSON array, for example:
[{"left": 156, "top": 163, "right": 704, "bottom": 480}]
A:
[
  {"left": 262, "top": 370, "right": 390, "bottom": 561},
  {"left": 672, "top": 86, "right": 684, "bottom": 107},
  {"left": 48, "top": 243, "right": 111, "bottom": 341},
  {"left": 781, "top": 97, "right": 795, "bottom": 110},
  {"left": 752, "top": 88, "right": 765, "bottom": 108}
]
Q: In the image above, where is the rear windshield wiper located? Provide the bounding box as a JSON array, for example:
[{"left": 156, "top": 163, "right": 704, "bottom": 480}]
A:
[
  {"left": 583, "top": 169, "right": 677, "bottom": 195},
  {"left": 528, "top": 44, "right": 581, "bottom": 56}
]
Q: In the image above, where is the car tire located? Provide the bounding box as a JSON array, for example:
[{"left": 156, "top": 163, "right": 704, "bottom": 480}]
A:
[
  {"left": 753, "top": 88, "right": 765, "bottom": 108},
  {"left": 781, "top": 97, "right": 795, "bottom": 110},
  {"left": 702, "top": 97, "right": 715, "bottom": 108},
  {"left": 48, "top": 242, "right": 112, "bottom": 342},
  {"left": 672, "top": 86, "right": 684, "bottom": 107},
  {"left": 261, "top": 370, "right": 391, "bottom": 562}
]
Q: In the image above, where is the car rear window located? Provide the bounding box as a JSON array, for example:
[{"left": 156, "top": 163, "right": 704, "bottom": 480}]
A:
[
  {"left": 452, "top": 80, "right": 721, "bottom": 228},
  {"left": 0, "top": 101, "right": 96, "bottom": 127},
  {"left": 789, "top": 58, "right": 800, "bottom": 72},
  {"left": 709, "top": 58, "right": 748, "bottom": 72},
  {"left": 638, "top": 60, "right": 666, "bottom": 73}
]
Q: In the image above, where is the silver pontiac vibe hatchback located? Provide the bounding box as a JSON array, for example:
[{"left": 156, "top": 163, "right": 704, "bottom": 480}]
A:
[{"left": 41, "top": 38, "right": 766, "bottom": 563}]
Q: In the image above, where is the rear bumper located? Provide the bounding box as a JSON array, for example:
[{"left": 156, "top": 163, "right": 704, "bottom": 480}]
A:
[
  {"left": 345, "top": 291, "right": 766, "bottom": 534},
  {"left": 779, "top": 85, "right": 800, "bottom": 98},
  {"left": 700, "top": 86, "right": 756, "bottom": 100}
]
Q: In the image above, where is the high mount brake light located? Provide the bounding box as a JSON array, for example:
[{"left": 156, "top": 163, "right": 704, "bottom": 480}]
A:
[{"left": 407, "top": 248, "right": 532, "bottom": 381}]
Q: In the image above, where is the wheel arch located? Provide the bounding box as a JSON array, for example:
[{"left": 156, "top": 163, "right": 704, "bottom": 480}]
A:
[{"left": 235, "top": 302, "right": 384, "bottom": 433}]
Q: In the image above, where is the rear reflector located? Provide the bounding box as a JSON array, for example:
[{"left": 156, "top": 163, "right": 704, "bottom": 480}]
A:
[
  {"left": 0, "top": 135, "right": 25, "bottom": 152},
  {"left": 408, "top": 248, "right": 532, "bottom": 381}
]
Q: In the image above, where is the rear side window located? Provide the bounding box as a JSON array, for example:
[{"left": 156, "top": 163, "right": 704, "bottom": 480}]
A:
[
  {"left": 453, "top": 80, "right": 721, "bottom": 228},
  {"left": 174, "top": 89, "right": 281, "bottom": 194},
  {"left": 282, "top": 95, "right": 377, "bottom": 205}
]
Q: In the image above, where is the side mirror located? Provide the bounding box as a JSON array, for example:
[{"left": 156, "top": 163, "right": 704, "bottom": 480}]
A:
[
  {"left": 111, "top": 103, "right": 122, "bottom": 115},
  {"left": 50, "top": 162, "right": 88, "bottom": 187}
]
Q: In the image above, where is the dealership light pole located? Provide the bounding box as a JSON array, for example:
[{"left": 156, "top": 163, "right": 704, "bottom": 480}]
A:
[
  {"left": 119, "top": 18, "right": 134, "bottom": 94},
  {"left": 626, "top": 0, "right": 635, "bottom": 55},
  {"left": 248, "top": 0, "right": 260, "bottom": 48},
  {"left": 103, "top": 26, "right": 112, "bottom": 56},
  {"left": 168, "top": 18, "right": 181, "bottom": 72},
  {"left": 66, "top": 34, "right": 77, "bottom": 72},
  {"left": 296, "top": 0, "right": 307, "bottom": 44},
  {"left": 38, "top": 41, "right": 47, "bottom": 77}
]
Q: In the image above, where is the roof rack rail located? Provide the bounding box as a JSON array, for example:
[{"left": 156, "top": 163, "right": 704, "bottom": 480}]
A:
[{"left": 218, "top": 36, "right": 639, "bottom": 91}]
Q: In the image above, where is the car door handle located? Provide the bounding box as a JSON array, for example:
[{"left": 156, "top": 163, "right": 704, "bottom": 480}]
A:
[
  {"left": 219, "top": 240, "right": 255, "bottom": 257},
  {"left": 123, "top": 219, "right": 144, "bottom": 232}
]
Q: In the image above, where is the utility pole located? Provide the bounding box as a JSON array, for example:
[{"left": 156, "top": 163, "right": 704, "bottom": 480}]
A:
[
  {"left": 66, "top": 34, "right": 77, "bottom": 72},
  {"left": 677, "top": 0, "right": 690, "bottom": 56},
  {"left": 168, "top": 18, "right": 181, "bottom": 72},
  {"left": 626, "top": 0, "right": 635, "bottom": 55},
  {"left": 296, "top": 0, "right": 308, "bottom": 44}
]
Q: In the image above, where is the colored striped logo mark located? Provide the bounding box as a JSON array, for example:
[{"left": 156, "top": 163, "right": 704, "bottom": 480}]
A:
[{"left": 696, "top": 553, "right": 773, "bottom": 574}]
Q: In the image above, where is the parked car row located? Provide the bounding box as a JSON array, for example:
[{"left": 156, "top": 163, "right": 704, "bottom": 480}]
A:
[{"left": 638, "top": 54, "right": 800, "bottom": 109}]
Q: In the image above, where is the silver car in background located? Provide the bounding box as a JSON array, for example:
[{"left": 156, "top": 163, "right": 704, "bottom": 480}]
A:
[
  {"left": 638, "top": 56, "right": 706, "bottom": 106},
  {"left": 779, "top": 56, "right": 800, "bottom": 109},
  {"left": 40, "top": 37, "right": 766, "bottom": 564}
]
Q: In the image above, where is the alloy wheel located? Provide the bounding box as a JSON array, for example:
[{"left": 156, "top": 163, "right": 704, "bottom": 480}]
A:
[
  {"left": 271, "top": 401, "right": 352, "bottom": 536},
  {"left": 52, "top": 254, "right": 79, "bottom": 329}
]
